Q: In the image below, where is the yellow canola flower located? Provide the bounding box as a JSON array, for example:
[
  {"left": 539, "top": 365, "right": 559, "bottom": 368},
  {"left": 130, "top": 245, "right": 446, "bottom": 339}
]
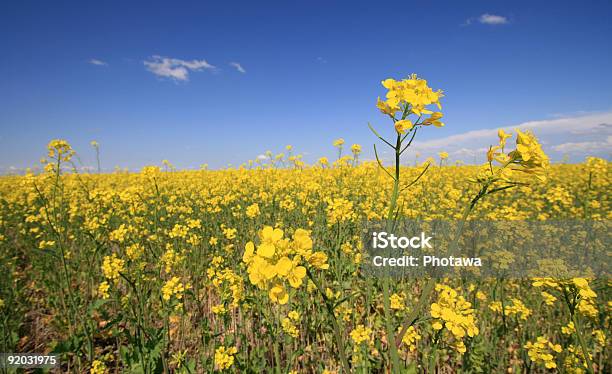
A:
[
  {"left": 422, "top": 112, "right": 444, "bottom": 127},
  {"left": 269, "top": 284, "right": 289, "bottom": 304},
  {"left": 508, "top": 129, "right": 550, "bottom": 181},
  {"left": 390, "top": 293, "right": 405, "bottom": 310},
  {"left": 101, "top": 254, "right": 125, "bottom": 283},
  {"left": 243, "top": 226, "right": 328, "bottom": 304},
  {"left": 282, "top": 316, "right": 299, "bottom": 338},
  {"left": 214, "top": 346, "right": 238, "bottom": 370},
  {"left": 377, "top": 74, "right": 443, "bottom": 118},
  {"left": 162, "top": 276, "right": 185, "bottom": 301},
  {"left": 47, "top": 139, "right": 75, "bottom": 162},
  {"left": 394, "top": 119, "right": 413, "bottom": 134},
  {"left": 430, "top": 284, "right": 479, "bottom": 352},
  {"left": 377, "top": 97, "right": 400, "bottom": 116},
  {"left": 532, "top": 278, "right": 598, "bottom": 317},
  {"left": 98, "top": 281, "right": 110, "bottom": 299},
  {"left": 246, "top": 203, "right": 260, "bottom": 218},
  {"left": 498, "top": 129, "right": 512, "bottom": 148},
  {"left": 541, "top": 291, "right": 557, "bottom": 306},
  {"left": 398, "top": 326, "right": 421, "bottom": 352},
  {"left": 350, "top": 324, "right": 373, "bottom": 345},
  {"left": 90, "top": 360, "right": 107, "bottom": 374},
  {"left": 525, "top": 336, "right": 562, "bottom": 369}
]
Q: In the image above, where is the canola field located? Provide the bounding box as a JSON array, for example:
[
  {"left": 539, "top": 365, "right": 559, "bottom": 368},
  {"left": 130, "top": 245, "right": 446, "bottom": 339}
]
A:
[{"left": 0, "top": 76, "right": 610, "bottom": 373}]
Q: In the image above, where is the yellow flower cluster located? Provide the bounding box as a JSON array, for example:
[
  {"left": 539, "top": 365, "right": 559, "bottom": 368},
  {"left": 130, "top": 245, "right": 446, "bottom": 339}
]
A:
[
  {"left": 282, "top": 310, "right": 301, "bottom": 338},
  {"left": 90, "top": 359, "right": 107, "bottom": 374},
  {"left": 483, "top": 129, "right": 550, "bottom": 183},
  {"left": 326, "top": 197, "right": 356, "bottom": 226},
  {"left": 394, "top": 119, "right": 413, "bottom": 134},
  {"left": 101, "top": 254, "right": 125, "bottom": 283},
  {"left": 47, "top": 139, "right": 75, "bottom": 163},
  {"left": 161, "top": 276, "right": 185, "bottom": 302},
  {"left": 508, "top": 130, "right": 550, "bottom": 180},
  {"left": 168, "top": 224, "right": 189, "bottom": 239},
  {"left": 593, "top": 329, "right": 606, "bottom": 351},
  {"left": 243, "top": 226, "right": 328, "bottom": 305},
  {"left": 350, "top": 324, "right": 373, "bottom": 345},
  {"left": 38, "top": 240, "right": 55, "bottom": 249},
  {"left": 398, "top": 326, "right": 421, "bottom": 352},
  {"left": 109, "top": 224, "right": 130, "bottom": 243},
  {"left": 564, "top": 345, "right": 593, "bottom": 374},
  {"left": 207, "top": 256, "right": 244, "bottom": 308},
  {"left": 532, "top": 278, "right": 598, "bottom": 317},
  {"left": 540, "top": 291, "right": 557, "bottom": 306},
  {"left": 572, "top": 278, "right": 598, "bottom": 317},
  {"left": 376, "top": 74, "right": 443, "bottom": 118},
  {"left": 161, "top": 248, "right": 184, "bottom": 273},
  {"left": 214, "top": 345, "right": 238, "bottom": 370},
  {"left": 246, "top": 203, "right": 260, "bottom": 218},
  {"left": 98, "top": 281, "right": 110, "bottom": 299},
  {"left": 211, "top": 304, "right": 225, "bottom": 315},
  {"left": 126, "top": 243, "right": 144, "bottom": 261},
  {"left": 504, "top": 298, "right": 532, "bottom": 320},
  {"left": 561, "top": 321, "right": 575, "bottom": 335},
  {"left": 430, "top": 284, "right": 479, "bottom": 354},
  {"left": 524, "top": 336, "right": 562, "bottom": 369},
  {"left": 389, "top": 292, "right": 405, "bottom": 311}
]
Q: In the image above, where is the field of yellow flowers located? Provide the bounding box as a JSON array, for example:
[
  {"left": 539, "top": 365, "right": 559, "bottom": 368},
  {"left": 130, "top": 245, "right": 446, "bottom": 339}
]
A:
[{"left": 0, "top": 76, "right": 610, "bottom": 373}]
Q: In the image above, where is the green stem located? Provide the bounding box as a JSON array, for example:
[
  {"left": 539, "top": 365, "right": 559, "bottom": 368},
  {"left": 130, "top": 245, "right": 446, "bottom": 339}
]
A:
[
  {"left": 306, "top": 269, "right": 350, "bottom": 373},
  {"left": 395, "top": 184, "right": 483, "bottom": 346},
  {"left": 95, "top": 147, "right": 101, "bottom": 174},
  {"left": 395, "top": 280, "right": 435, "bottom": 349},
  {"left": 273, "top": 338, "right": 281, "bottom": 374},
  {"left": 428, "top": 333, "right": 440, "bottom": 373},
  {"left": 382, "top": 134, "right": 402, "bottom": 373},
  {"left": 572, "top": 313, "right": 595, "bottom": 374}
]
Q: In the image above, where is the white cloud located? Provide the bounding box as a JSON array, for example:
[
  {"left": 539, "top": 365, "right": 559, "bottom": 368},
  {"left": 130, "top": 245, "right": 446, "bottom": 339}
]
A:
[
  {"left": 552, "top": 137, "right": 612, "bottom": 154},
  {"left": 569, "top": 122, "right": 611, "bottom": 135},
  {"left": 144, "top": 55, "right": 216, "bottom": 81},
  {"left": 409, "top": 112, "right": 612, "bottom": 162},
  {"left": 479, "top": 14, "right": 509, "bottom": 25},
  {"left": 229, "top": 62, "right": 246, "bottom": 73},
  {"left": 89, "top": 58, "right": 108, "bottom": 66}
]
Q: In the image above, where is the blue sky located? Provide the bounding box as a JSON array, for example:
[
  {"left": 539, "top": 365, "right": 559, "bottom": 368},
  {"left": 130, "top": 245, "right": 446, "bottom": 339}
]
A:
[{"left": 1, "top": 0, "right": 611, "bottom": 171}]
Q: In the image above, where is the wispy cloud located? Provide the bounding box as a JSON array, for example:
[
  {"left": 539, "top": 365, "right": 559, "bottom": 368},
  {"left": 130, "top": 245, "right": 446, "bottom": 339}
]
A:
[
  {"left": 229, "top": 62, "right": 246, "bottom": 74},
  {"left": 144, "top": 55, "right": 216, "bottom": 81},
  {"left": 316, "top": 56, "right": 327, "bottom": 64},
  {"left": 479, "top": 13, "right": 509, "bottom": 25},
  {"left": 89, "top": 58, "right": 108, "bottom": 66},
  {"left": 552, "top": 137, "right": 612, "bottom": 154},
  {"left": 464, "top": 13, "right": 509, "bottom": 26},
  {"left": 409, "top": 112, "right": 612, "bottom": 162}
]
